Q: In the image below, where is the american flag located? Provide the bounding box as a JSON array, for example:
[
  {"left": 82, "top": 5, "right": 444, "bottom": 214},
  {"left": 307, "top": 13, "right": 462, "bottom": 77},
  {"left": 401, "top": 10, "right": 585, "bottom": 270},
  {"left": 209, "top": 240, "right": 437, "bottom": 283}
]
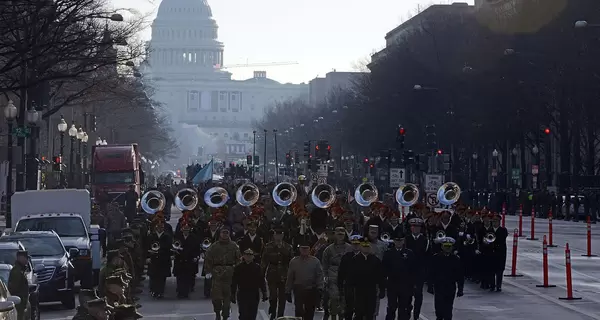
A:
[{"left": 213, "top": 63, "right": 221, "bottom": 69}]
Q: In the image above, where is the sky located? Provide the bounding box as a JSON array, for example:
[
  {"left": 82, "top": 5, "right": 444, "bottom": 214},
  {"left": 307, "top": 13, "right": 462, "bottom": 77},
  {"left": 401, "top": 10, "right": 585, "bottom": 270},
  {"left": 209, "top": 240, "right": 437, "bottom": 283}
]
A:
[{"left": 111, "top": 0, "right": 475, "bottom": 84}]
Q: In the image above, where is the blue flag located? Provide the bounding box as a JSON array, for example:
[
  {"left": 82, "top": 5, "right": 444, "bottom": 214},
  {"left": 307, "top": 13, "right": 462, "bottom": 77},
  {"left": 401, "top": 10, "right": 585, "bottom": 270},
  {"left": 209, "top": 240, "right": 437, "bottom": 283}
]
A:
[{"left": 192, "top": 160, "right": 214, "bottom": 185}]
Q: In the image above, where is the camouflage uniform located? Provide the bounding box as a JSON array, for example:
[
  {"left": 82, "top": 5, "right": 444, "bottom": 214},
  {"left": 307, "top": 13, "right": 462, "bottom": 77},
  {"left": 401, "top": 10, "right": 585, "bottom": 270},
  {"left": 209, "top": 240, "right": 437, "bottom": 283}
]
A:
[
  {"left": 321, "top": 242, "right": 351, "bottom": 318},
  {"left": 204, "top": 239, "right": 241, "bottom": 319},
  {"left": 260, "top": 241, "right": 294, "bottom": 318}
]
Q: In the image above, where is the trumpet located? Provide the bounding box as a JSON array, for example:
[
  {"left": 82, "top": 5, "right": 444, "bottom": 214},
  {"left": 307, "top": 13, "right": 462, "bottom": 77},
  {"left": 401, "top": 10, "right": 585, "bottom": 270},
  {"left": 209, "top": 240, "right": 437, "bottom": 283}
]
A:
[
  {"left": 464, "top": 237, "right": 475, "bottom": 246},
  {"left": 395, "top": 183, "right": 420, "bottom": 207},
  {"left": 236, "top": 183, "right": 260, "bottom": 207},
  {"left": 141, "top": 190, "right": 166, "bottom": 214},
  {"left": 437, "top": 182, "right": 461, "bottom": 206},
  {"left": 149, "top": 242, "right": 160, "bottom": 253},
  {"left": 311, "top": 184, "right": 336, "bottom": 208},
  {"left": 380, "top": 232, "right": 393, "bottom": 243},
  {"left": 435, "top": 230, "right": 446, "bottom": 242},
  {"left": 484, "top": 232, "right": 496, "bottom": 244},
  {"left": 272, "top": 182, "right": 297, "bottom": 207},
  {"left": 201, "top": 238, "right": 212, "bottom": 250},
  {"left": 204, "top": 187, "right": 229, "bottom": 208},
  {"left": 172, "top": 240, "right": 182, "bottom": 251},
  {"left": 354, "top": 183, "right": 378, "bottom": 207},
  {"left": 175, "top": 188, "right": 199, "bottom": 211}
]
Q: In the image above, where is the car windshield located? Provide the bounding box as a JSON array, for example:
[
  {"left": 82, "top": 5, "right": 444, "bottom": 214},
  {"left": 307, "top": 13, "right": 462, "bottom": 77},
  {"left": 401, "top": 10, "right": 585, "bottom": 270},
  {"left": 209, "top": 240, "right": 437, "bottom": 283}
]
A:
[
  {"left": 0, "top": 269, "right": 9, "bottom": 284},
  {"left": 16, "top": 217, "right": 87, "bottom": 237},
  {"left": 6, "top": 237, "right": 64, "bottom": 257},
  {"left": 94, "top": 172, "right": 135, "bottom": 184},
  {"left": 0, "top": 249, "right": 18, "bottom": 265}
]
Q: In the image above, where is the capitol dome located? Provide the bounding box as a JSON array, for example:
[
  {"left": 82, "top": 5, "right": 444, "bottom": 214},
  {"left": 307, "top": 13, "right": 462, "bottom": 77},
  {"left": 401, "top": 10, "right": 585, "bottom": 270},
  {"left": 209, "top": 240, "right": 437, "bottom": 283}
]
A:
[{"left": 149, "top": 0, "right": 225, "bottom": 76}]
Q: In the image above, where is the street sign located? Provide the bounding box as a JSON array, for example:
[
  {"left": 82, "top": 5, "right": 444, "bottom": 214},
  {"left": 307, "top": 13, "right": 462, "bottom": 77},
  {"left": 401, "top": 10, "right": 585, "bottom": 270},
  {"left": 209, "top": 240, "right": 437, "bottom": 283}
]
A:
[
  {"left": 317, "top": 177, "right": 327, "bottom": 184},
  {"left": 512, "top": 168, "right": 520, "bottom": 180},
  {"left": 311, "top": 173, "right": 318, "bottom": 182},
  {"left": 427, "top": 193, "right": 440, "bottom": 207},
  {"left": 491, "top": 169, "right": 497, "bottom": 177},
  {"left": 318, "top": 164, "right": 328, "bottom": 177},
  {"left": 11, "top": 127, "right": 31, "bottom": 138},
  {"left": 389, "top": 168, "right": 406, "bottom": 188},
  {"left": 424, "top": 174, "right": 443, "bottom": 193},
  {"left": 531, "top": 165, "right": 539, "bottom": 175}
]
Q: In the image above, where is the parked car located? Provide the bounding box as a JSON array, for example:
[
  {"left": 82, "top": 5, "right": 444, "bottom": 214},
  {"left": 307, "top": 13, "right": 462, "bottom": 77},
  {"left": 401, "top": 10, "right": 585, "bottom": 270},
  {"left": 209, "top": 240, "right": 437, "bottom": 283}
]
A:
[
  {"left": 0, "top": 241, "right": 40, "bottom": 320},
  {"left": 0, "top": 277, "right": 23, "bottom": 320},
  {"left": 0, "top": 231, "right": 77, "bottom": 309}
]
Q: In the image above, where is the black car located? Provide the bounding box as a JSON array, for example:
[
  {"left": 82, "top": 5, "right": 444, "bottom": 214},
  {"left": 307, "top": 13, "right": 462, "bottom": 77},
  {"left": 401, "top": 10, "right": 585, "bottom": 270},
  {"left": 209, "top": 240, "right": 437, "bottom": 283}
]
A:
[
  {"left": 0, "top": 231, "right": 77, "bottom": 309},
  {"left": 0, "top": 241, "right": 41, "bottom": 320}
]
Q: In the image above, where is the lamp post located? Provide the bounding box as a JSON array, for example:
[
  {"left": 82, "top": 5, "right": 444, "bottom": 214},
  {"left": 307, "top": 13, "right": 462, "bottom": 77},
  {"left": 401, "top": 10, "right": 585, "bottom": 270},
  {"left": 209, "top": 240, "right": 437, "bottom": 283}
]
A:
[
  {"left": 532, "top": 145, "right": 539, "bottom": 189},
  {"left": 252, "top": 130, "right": 256, "bottom": 183},
  {"left": 4, "top": 101, "right": 18, "bottom": 227},
  {"left": 57, "top": 116, "right": 68, "bottom": 187},
  {"left": 82, "top": 132, "right": 89, "bottom": 187},
  {"left": 25, "top": 105, "right": 41, "bottom": 190},
  {"left": 472, "top": 152, "right": 478, "bottom": 191},
  {"left": 273, "top": 129, "right": 279, "bottom": 183},
  {"left": 492, "top": 149, "right": 499, "bottom": 191},
  {"left": 68, "top": 123, "right": 78, "bottom": 186},
  {"left": 263, "top": 129, "right": 267, "bottom": 184},
  {"left": 76, "top": 127, "right": 84, "bottom": 188}
]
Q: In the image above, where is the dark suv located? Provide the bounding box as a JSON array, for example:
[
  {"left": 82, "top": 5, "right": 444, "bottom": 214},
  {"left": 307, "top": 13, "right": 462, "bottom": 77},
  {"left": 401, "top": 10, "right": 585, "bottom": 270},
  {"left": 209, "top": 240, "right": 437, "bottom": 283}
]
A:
[
  {"left": 0, "top": 231, "right": 77, "bottom": 309},
  {"left": 0, "top": 241, "right": 41, "bottom": 320}
]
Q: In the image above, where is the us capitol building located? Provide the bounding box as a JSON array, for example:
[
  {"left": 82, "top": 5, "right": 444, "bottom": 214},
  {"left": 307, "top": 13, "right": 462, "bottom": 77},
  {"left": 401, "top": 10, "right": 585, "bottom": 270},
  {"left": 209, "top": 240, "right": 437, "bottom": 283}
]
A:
[{"left": 144, "top": 0, "right": 308, "bottom": 163}]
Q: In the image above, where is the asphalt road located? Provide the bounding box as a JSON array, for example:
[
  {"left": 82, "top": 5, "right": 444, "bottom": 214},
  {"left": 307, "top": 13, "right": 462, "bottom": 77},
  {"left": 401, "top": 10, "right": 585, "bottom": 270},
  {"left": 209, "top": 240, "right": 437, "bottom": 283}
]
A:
[{"left": 38, "top": 211, "right": 600, "bottom": 320}]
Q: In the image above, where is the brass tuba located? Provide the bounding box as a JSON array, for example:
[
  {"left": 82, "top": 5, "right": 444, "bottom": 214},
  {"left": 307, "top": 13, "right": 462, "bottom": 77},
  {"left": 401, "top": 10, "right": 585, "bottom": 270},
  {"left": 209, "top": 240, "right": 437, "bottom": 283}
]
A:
[
  {"left": 311, "top": 184, "right": 336, "bottom": 208},
  {"left": 380, "top": 232, "right": 392, "bottom": 243},
  {"left": 201, "top": 238, "right": 212, "bottom": 250},
  {"left": 395, "top": 183, "right": 420, "bottom": 207},
  {"left": 141, "top": 190, "right": 166, "bottom": 214},
  {"left": 484, "top": 232, "right": 496, "bottom": 244},
  {"left": 435, "top": 230, "right": 446, "bottom": 242},
  {"left": 354, "top": 183, "right": 379, "bottom": 207},
  {"left": 272, "top": 182, "right": 298, "bottom": 207},
  {"left": 172, "top": 240, "right": 182, "bottom": 251},
  {"left": 175, "top": 188, "right": 199, "bottom": 211},
  {"left": 204, "top": 187, "right": 230, "bottom": 208},
  {"left": 437, "top": 182, "right": 461, "bottom": 206},
  {"left": 236, "top": 183, "right": 260, "bottom": 207}
]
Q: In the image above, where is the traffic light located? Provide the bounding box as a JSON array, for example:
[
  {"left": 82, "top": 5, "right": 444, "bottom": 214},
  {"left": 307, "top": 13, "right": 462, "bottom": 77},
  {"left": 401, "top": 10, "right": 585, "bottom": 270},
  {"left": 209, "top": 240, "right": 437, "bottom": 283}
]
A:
[
  {"left": 303, "top": 141, "right": 311, "bottom": 159},
  {"left": 543, "top": 127, "right": 551, "bottom": 135},
  {"left": 285, "top": 153, "right": 291, "bottom": 166},
  {"left": 369, "top": 162, "right": 374, "bottom": 169},
  {"left": 425, "top": 124, "right": 437, "bottom": 151},
  {"left": 437, "top": 149, "right": 443, "bottom": 155},
  {"left": 253, "top": 155, "right": 259, "bottom": 166},
  {"left": 315, "top": 140, "right": 329, "bottom": 160},
  {"left": 294, "top": 151, "right": 300, "bottom": 164},
  {"left": 327, "top": 145, "right": 331, "bottom": 160},
  {"left": 403, "top": 150, "right": 414, "bottom": 164},
  {"left": 442, "top": 154, "right": 451, "bottom": 171},
  {"left": 52, "top": 156, "right": 62, "bottom": 172},
  {"left": 246, "top": 155, "right": 252, "bottom": 165},
  {"left": 397, "top": 125, "right": 406, "bottom": 148}
]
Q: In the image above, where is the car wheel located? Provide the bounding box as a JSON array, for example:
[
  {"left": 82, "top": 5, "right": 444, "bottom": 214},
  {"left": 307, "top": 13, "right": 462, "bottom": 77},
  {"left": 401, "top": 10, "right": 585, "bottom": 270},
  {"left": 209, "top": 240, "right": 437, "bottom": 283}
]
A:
[{"left": 61, "top": 292, "right": 76, "bottom": 310}]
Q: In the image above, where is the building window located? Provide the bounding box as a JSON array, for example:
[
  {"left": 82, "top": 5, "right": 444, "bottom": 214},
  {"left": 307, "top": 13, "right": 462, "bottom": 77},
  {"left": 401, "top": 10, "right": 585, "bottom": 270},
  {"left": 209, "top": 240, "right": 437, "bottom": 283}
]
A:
[{"left": 244, "top": 133, "right": 249, "bottom": 138}]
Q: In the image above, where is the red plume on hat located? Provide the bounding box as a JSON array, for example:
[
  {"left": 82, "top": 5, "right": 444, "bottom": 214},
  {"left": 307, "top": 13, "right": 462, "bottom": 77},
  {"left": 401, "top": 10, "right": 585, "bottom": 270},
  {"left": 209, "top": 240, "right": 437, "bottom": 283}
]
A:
[
  {"left": 330, "top": 204, "right": 345, "bottom": 219},
  {"left": 250, "top": 204, "right": 265, "bottom": 218}
]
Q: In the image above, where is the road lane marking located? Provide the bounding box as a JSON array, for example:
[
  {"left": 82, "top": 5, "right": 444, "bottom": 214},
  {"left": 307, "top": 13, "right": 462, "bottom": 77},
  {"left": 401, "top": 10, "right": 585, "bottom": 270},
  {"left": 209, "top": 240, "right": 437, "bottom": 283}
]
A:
[{"left": 504, "top": 278, "right": 600, "bottom": 320}]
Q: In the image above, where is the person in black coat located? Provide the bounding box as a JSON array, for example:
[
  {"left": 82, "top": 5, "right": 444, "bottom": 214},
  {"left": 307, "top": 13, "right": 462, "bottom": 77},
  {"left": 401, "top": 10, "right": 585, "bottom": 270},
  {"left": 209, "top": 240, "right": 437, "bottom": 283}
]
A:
[
  {"left": 490, "top": 214, "right": 508, "bottom": 292},
  {"left": 173, "top": 223, "right": 201, "bottom": 298},
  {"left": 146, "top": 221, "right": 173, "bottom": 298},
  {"left": 237, "top": 220, "right": 264, "bottom": 261},
  {"left": 383, "top": 234, "right": 416, "bottom": 320},
  {"left": 427, "top": 237, "right": 464, "bottom": 320},
  {"left": 232, "top": 249, "right": 268, "bottom": 320},
  {"left": 347, "top": 238, "right": 386, "bottom": 320},
  {"left": 382, "top": 211, "right": 403, "bottom": 240},
  {"left": 404, "top": 218, "right": 429, "bottom": 320},
  {"left": 338, "top": 235, "right": 362, "bottom": 320}
]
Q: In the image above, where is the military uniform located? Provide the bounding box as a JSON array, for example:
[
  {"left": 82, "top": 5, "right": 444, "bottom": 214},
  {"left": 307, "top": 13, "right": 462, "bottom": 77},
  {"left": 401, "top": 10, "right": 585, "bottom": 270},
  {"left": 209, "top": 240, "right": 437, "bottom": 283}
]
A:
[
  {"left": 260, "top": 229, "right": 294, "bottom": 319},
  {"left": 204, "top": 228, "right": 241, "bottom": 320},
  {"left": 428, "top": 237, "right": 464, "bottom": 320},
  {"left": 232, "top": 249, "right": 268, "bottom": 320},
  {"left": 72, "top": 298, "right": 113, "bottom": 320},
  {"left": 7, "top": 250, "right": 30, "bottom": 320},
  {"left": 321, "top": 228, "right": 351, "bottom": 320},
  {"left": 147, "top": 222, "right": 173, "bottom": 298},
  {"left": 98, "top": 250, "right": 121, "bottom": 298},
  {"left": 173, "top": 224, "right": 201, "bottom": 298},
  {"left": 112, "top": 304, "right": 143, "bottom": 320}
]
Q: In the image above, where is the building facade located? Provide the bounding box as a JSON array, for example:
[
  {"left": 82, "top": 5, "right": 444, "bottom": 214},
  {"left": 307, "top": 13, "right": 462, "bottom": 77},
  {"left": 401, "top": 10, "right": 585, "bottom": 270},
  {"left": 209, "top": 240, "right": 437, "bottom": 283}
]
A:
[
  {"left": 145, "top": 0, "right": 308, "bottom": 163},
  {"left": 308, "top": 70, "right": 364, "bottom": 107}
]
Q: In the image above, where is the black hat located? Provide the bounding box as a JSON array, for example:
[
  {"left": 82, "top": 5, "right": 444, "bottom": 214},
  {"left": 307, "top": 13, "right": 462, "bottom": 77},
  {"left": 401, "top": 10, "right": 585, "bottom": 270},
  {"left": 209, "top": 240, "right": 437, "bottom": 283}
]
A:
[
  {"left": 296, "top": 238, "right": 311, "bottom": 248},
  {"left": 243, "top": 248, "right": 254, "bottom": 255},
  {"left": 393, "top": 234, "right": 406, "bottom": 241},
  {"left": 113, "top": 304, "right": 143, "bottom": 319},
  {"left": 16, "top": 250, "right": 28, "bottom": 258},
  {"left": 272, "top": 228, "right": 284, "bottom": 235}
]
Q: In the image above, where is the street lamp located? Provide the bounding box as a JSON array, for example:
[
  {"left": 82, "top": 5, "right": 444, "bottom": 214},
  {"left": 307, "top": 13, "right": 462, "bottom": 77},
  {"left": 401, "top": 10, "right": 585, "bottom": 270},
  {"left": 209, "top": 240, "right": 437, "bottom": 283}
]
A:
[
  {"left": 263, "top": 129, "right": 267, "bottom": 184},
  {"left": 57, "top": 116, "right": 68, "bottom": 187},
  {"left": 68, "top": 123, "right": 77, "bottom": 186},
  {"left": 25, "top": 106, "right": 41, "bottom": 190},
  {"left": 512, "top": 148, "right": 518, "bottom": 156},
  {"left": 472, "top": 152, "right": 478, "bottom": 160},
  {"left": 504, "top": 48, "right": 516, "bottom": 56},
  {"left": 273, "top": 129, "right": 279, "bottom": 183},
  {"left": 332, "top": 109, "right": 338, "bottom": 114},
  {"left": 575, "top": 20, "right": 588, "bottom": 28},
  {"left": 81, "top": 132, "right": 89, "bottom": 187},
  {"left": 3, "top": 100, "right": 18, "bottom": 226},
  {"left": 532, "top": 145, "right": 539, "bottom": 154},
  {"left": 76, "top": 127, "right": 84, "bottom": 187},
  {"left": 413, "top": 85, "right": 423, "bottom": 90},
  {"left": 492, "top": 149, "right": 499, "bottom": 157},
  {"left": 252, "top": 130, "right": 256, "bottom": 183}
]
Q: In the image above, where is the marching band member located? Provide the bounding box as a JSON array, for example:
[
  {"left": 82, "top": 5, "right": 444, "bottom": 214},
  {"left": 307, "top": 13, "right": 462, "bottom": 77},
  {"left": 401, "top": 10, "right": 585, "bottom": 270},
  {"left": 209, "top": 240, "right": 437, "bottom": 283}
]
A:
[
  {"left": 146, "top": 220, "right": 173, "bottom": 299},
  {"left": 173, "top": 223, "right": 201, "bottom": 299},
  {"left": 382, "top": 211, "right": 403, "bottom": 239},
  {"left": 232, "top": 249, "right": 268, "bottom": 320},
  {"left": 427, "top": 237, "right": 464, "bottom": 320},
  {"left": 202, "top": 215, "right": 223, "bottom": 298},
  {"left": 341, "top": 213, "right": 358, "bottom": 243},
  {"left": 478, "top": 214, "right": 495, "bottom": 290},
  {"left": 405, "top": 218, "right": 429, "bottom": 320},
  {"left": 347, "top": 238, "right": 385, "bottom": 320},
  {"left": 366, "top": 225, "right": 387, "bottom": 261},
  {"left": 285, "top": 239, "right": 324, "bottom": 320},
  {"left": 237, "top": 220, "right": 264, "bottom": 261},
  {"left": 362, "top": 202, "right": 386, "bottom": 234},
  {"left": 490, "top": 214, "right": 508, "bottom": 292},
  {"left": 204, "top": 227, "right": 241, "bottom": 320},
  {"left": 321, "top": 227, "right": 352, "bottom": 320},
  {"left": 383, "top": 233, "right": 416, "bottom": 320},
  {"left": 261, "top": 228, "right": 294, "bottom": 320},
  {"left": 337, "top": 235, "right": 362, "bottom": 320}
]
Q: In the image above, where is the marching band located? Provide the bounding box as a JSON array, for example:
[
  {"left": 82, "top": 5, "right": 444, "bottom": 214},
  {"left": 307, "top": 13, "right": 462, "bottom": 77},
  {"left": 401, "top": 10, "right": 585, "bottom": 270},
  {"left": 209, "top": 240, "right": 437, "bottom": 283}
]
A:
[{"left": 91, "top": 178, "right": 508, "bottom": 320}]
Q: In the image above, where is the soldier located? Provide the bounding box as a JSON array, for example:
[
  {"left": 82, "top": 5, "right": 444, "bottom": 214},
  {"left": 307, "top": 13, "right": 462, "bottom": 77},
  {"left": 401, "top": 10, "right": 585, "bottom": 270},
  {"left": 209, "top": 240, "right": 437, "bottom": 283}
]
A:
[
  {"left": 231, "top": 249, "right": 268, "bottom": 320},
  {"left": 105, "top": 276, "right": 127, "bottom": 306},
  {"left": 404, "top": 218, "right": 428, "bottom": 320},
  {"left": 321, "top": 227, "right": 351, "bottom": 320},
  {"left": 73, "top": 298, "right": 113, "bottom": 320},
  {"left": 173, "top": 223, "right": 201, "bottom": 298},
  {"left": 427, "top": 237, "right": 464, "bottom": 320},
  {"left": 146, "top": 221, "right": 173, "bottom": 298},
  {"left": 337, "top": 235, "right": 362, "bottom": 320},
  {"left": 204, "top": 227, "right": 241, "bottom": 320},
  {"left": 7, "top": 250, "right": 30, "bottom": 320},
  {"left": 382, "top": 211, "right": 403, "bottom": 239},
  {"left": 285, "top": 239, "right": 324, "bottom": 320},
  {"left": 237, "top": 220, "right": 264, "bottom": 261},
  {"left": 490, "top": 214, "right": 508, "bottom": 292},
  {"left": 98, "top": 250, "right": 121, "bottom": 297},
  {"left": 383, "top": 234, "right": 416, "bottom": 320},
  {"left": 261, "top": 228, "right": 294, "bottom": 320},
  {"left": 347, "top": 239, "right": 385, "bottom": 320},
  {"left": 106, "top": 204, "right": 127, "bottom": 249},
  {"left": 112, "top": 304, "right": 143, "bottom": 320}
]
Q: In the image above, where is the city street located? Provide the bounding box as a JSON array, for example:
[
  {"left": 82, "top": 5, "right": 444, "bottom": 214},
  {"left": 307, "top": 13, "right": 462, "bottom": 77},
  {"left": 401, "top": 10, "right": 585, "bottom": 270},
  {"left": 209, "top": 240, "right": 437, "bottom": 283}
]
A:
[{"left": 39, "top": 211, "right": 600, "bottom": 320}]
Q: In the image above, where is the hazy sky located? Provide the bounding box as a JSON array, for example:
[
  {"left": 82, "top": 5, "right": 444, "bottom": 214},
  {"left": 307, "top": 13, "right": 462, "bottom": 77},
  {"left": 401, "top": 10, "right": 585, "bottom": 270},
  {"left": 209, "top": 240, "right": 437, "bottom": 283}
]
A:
[{"left": 112, "top": 0, "right": 474, "bottom": 84}]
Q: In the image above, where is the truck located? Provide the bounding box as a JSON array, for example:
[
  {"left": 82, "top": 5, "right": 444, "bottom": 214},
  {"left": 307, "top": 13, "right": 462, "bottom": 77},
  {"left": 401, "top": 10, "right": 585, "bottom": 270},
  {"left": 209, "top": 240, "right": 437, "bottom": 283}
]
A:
[
  {"left": 91, "top": 143, "right": 145, "bottom": 205},
  {"left": 8, "top": 189, "right": 104, "bottom": 289}
]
